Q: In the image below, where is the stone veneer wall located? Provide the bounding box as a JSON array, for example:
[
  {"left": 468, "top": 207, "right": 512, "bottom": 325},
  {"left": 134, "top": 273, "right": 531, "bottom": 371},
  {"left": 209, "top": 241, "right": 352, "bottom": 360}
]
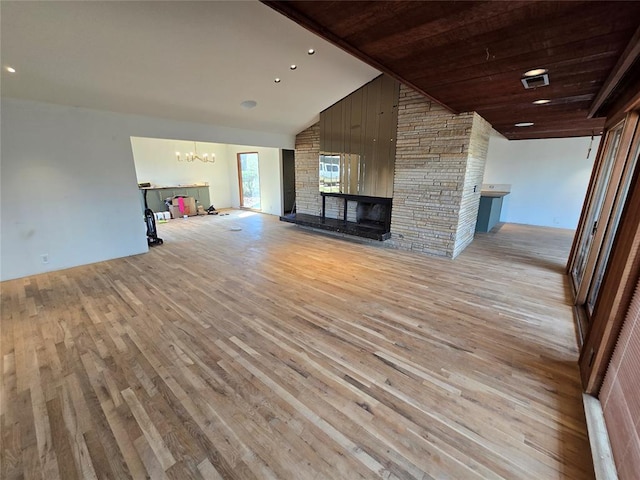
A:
[
  {"left": 453, "top": 113, "right": 492, "bottom": 257},
  {"left": 294, "top": 122, "right": 357, "bottom": 221},
  {"left": 293, "top": 85, "right": 491, "bottom": 259},
  {"left": 390, "top": 85, "right": 490, "bottom": 258},
  {"left": 294, "top": 123, "right": 321, "bottom": 216}
]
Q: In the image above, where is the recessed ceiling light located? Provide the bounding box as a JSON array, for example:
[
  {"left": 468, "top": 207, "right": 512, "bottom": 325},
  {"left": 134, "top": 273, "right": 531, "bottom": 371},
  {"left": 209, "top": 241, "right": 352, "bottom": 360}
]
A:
[
  {"left": 307, "top": 49, "right": 315, "bottom": 55},
  {"left": 240, "top": 100, "right": 257, "bottom": 110},
  {"left": 290, "top": 64, "right": 297, "bottom": 70},
  {"left": 515, "top": 122, "right": 535, "bottom": 127},
  {"left": 6, "top": 66, "right": 16, "bottom": 73},
  {"left": 524, "top": 68, "right": 547, "bottom": 77},
  {"left": 274, "top": 78, "right": 281, "bottom": 83},
  {"left": 532, "top": 99, "right": 551, "bottom": 104}
]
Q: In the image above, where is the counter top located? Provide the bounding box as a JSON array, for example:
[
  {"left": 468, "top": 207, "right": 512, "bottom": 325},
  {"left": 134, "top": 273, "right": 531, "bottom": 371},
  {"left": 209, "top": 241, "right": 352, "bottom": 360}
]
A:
[{"left": 480, "top": 190, "right": 510, "bottom": 198}]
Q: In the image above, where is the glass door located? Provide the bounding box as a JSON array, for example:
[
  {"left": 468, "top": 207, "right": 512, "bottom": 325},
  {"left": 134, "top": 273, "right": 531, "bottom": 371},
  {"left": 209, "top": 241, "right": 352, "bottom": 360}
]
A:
[
  {"left": 586, "top": 119, "right": 640, "bottom": 313},
  {"left": 569, "top": 111, "right": 640, "bottom": 342},
  {"left": 237, "top": 152, "right": 261, "bottom": 210},
  {"left": 571, "top": 122, "right": 624, "bottom": 295}
]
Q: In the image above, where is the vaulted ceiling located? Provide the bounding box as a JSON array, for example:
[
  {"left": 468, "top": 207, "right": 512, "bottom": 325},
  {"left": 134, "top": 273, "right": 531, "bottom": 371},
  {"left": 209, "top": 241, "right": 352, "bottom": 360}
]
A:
[
  {"left": 264, "top": 1, "right": 640, "bottom": 140},
  {"left": 0, "top": 1, "right": 379, "bottom": 138}
]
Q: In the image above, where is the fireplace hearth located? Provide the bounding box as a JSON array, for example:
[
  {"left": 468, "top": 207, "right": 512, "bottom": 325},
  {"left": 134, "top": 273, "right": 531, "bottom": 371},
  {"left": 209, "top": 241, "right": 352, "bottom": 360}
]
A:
[{"left": 280, "top": 193, "right": 393, "bottom": 241}]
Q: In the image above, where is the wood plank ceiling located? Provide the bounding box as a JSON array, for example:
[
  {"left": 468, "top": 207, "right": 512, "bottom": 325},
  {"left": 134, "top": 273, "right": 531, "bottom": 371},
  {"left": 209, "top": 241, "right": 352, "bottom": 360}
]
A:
[{"left": 263, "top": 1, "right": 640, "bottom": 140}]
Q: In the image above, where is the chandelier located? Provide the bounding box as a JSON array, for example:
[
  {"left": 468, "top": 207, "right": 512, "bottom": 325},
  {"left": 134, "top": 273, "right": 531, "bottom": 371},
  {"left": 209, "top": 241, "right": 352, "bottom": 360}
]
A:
[{"left": 176, "top": 142, "right": 215, "bottom": 163}]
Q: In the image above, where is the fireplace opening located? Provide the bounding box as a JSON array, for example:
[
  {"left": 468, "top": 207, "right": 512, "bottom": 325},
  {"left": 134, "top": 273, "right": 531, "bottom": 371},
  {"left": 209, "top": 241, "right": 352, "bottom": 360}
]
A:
[{"left": 356, "top": 202, "right": 388, "bottom": 228}]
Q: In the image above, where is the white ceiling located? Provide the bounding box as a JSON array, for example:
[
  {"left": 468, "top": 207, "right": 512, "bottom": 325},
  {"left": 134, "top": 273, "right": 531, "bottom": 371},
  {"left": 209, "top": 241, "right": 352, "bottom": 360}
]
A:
[{"left": 0, "top": 1, "right": 380, "bottom": 137}]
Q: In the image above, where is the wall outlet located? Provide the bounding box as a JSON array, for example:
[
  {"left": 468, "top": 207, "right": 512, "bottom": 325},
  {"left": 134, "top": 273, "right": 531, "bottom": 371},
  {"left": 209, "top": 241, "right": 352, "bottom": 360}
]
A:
[{"left": 41, "top": 253, "right": 49, "bottom": 264}]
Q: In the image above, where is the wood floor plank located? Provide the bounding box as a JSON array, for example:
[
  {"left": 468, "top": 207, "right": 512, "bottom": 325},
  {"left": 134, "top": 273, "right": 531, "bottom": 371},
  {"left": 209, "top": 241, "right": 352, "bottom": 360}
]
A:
[
  {"left": 1, "top": 419, "right": 23, "bottom": 480},
  {"left": 121, "top": 387, "right": 176, "bottom": 471},
  {"left": 197, "top": 458, "right": 224, "bottom": 480},
  {"left": 0, "top": 211, "right": 595, "bottom": 478},
  {"left": 47, "top": 393, "right": 79, "bottom": 480},
  {"left": 101, "top": 398, "right": 146, "bottom": 479}
]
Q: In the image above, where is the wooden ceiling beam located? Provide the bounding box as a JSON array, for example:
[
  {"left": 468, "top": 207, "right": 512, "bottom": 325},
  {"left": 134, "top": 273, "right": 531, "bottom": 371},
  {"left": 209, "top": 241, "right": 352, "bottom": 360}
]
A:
[
  {"left": 497, "top": 117, "right": 606, "bottom": 139},
  {"left": 424, "top": 69, "right": 610, "bottom": 103},
  {"left": 495, "top": 116, "right": 604, "bottom": 129},
  {"left": 487, "top": 113, "right": 600, "bottom": 128},
  {"left": 504, "top": 126, "right": 605, "bottom": 140},
  {"left": 469, "top": 92, "right": 597, "bottom": 112},
  {"left": 589, "top": 24, "right": 640, "bottom": 118}
]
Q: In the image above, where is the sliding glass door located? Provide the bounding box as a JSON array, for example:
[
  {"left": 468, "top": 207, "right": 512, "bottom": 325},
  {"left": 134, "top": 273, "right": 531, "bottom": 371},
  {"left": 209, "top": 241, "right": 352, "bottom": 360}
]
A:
[
  {"left": 571, "top": 122, "right": 624, "bottom": 293},
  {"left": 570, "top": 112, "right": 640, "bottom": 337},
  {"left": 586, "top": 122, "right": 640, "bottom": 313}
]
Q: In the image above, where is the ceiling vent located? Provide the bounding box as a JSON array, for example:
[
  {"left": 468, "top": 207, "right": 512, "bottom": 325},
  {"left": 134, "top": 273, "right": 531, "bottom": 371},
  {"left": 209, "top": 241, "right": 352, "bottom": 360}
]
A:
[{"left": 521, "top": 73, "right": 549, "bottom": 89}]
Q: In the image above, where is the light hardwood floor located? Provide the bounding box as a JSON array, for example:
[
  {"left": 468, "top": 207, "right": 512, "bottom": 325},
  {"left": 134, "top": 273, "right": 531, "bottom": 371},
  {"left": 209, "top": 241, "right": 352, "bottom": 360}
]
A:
[{"left": 1, "top": 211, "right": 594, "bottom": 479}]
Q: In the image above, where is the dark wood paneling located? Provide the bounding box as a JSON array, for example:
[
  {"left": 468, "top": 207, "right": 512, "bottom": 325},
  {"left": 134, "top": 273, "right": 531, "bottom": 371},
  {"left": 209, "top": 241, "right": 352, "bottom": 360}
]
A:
[
  {"left": 497, "top": 118, "right": 606, "bottom": 141},
  {"left": 263, "top": 1, "right": 640, "bottom": 140},
  {"left": 590, "top": 26, "right": 640, "bottom": 118}
]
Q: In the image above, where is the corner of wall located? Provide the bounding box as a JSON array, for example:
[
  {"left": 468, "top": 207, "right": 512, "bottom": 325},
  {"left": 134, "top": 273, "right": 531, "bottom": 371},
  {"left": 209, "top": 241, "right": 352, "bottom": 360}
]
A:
[
  {"left": 390, "top": 84, "right": 477, "bottom": 258},
  {"left": 452, "top": 113, "right": 492, "bottom": 258}
]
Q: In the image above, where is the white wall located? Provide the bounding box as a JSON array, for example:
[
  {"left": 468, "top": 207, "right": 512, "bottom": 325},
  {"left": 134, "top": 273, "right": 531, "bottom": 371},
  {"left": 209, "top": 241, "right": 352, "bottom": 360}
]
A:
[
  {"left": 227, "top": 145, "right": 283, "bottom": 216},
  {"left": 483, "top": 132, "right": 600, "bottom": 229},
  {"left": 1, "top": 99, "right": 148, "bottom": 280},
  {"left": 1, "top": 98, "right": 294, "bottom": 281},
  {"left": 130, "top": 137, "right": 233, "bottom": 209},
  {"left": 131, "top": 138, "right": 283, "bottom": 214}
]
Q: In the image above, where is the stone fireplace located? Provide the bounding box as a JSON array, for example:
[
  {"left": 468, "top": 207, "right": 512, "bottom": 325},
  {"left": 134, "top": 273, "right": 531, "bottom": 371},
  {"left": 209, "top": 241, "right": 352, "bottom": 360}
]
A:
[{"left": 292, "top": 83, "right": 491, "bottom": 258}]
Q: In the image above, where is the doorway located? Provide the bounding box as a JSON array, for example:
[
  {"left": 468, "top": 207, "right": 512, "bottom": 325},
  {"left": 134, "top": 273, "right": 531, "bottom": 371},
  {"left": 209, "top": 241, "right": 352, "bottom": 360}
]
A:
[
  {"left": 237, "top": 152, "right": 261, "bottom": 210},
  {"left": 282, "top": 149, "right": 295, "bottom": 214}
]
